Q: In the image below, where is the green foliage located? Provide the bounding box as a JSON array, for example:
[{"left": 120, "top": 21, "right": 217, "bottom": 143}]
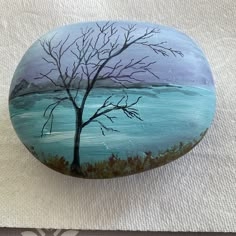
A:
[{"left": 26, "top": 128, "right": 208, "bottom": 178}]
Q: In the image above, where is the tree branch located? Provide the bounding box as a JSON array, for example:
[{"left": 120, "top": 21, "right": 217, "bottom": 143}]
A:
[
  {"left": 82, "top": 94, "right": 143, "bottom": 128},
  {"left": 92, "top": 120, "right": 119, "bottom": 136},
  {"left": 34, "top": 68, "right": 64, "bottom": 88},
  {"left": 41, "top": 97, "right": 68, "bottom": 137},
  {"left": 135, "top": 41, "right": 184, "bottom": 57}
]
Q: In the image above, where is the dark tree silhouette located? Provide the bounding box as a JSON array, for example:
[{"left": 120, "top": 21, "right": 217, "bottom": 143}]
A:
[{"left": 35, "top": 22, "right": 183, "bottom": 175}]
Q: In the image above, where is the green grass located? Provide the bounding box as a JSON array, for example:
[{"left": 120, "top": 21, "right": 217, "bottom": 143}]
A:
[{"left": 26, "top": 129, "right": 208, "bottom": 178}]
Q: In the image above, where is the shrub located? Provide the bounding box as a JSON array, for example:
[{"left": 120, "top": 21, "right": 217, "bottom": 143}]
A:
[
  {"left": 26, "top": 128, "right": 208, "bottom": 178},
  {"left": 43, "top": 155, "right": 70, "bottom": 175}
]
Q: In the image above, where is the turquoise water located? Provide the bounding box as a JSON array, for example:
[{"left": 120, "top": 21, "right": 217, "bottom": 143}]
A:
[{"left": 9, "top": 86, "right": 215, "bottom": 163}]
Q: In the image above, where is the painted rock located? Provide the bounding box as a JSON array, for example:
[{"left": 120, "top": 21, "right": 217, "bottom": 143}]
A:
[{"left": 9, "top": 21, "right": 216, "bottom": 178}]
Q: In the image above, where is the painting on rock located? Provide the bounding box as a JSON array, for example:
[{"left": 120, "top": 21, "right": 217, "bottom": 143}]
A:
[{"left": 9, "top": 21, "right": 216, "bottom": 178}]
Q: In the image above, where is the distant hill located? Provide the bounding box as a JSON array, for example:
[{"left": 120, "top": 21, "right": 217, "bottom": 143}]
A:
[
  {"left": 9, "top": 76, "right": 176, "bottom": 100},
  {"left": 10, "top": 79, "right": 50, "bottom": 100}
]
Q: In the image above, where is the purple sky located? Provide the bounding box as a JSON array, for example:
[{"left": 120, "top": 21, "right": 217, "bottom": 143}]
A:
[{"left": 11, "top": 21, "right": 215, "bottom": 91}]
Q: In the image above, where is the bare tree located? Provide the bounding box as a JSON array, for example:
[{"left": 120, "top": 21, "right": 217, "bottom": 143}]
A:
[{"left": 35, "top": 22, "right": 183, "bottom": 175}]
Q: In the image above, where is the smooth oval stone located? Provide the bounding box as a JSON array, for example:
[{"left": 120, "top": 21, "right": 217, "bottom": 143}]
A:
[{"left": 9, "top": 21, "right": 216, "bottom": 178}]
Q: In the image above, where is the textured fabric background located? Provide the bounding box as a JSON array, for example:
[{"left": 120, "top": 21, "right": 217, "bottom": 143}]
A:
[
  {"left": 0, "top": 0, "right": 235, "bottom": 232},
  {"left": 0, "top": 229, "right": 235, "bottom": 236}
]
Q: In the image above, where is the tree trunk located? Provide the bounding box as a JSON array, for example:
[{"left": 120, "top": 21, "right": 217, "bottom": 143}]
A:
[{"left": 71, "top": 108, "right": 84, "bottom": 176}]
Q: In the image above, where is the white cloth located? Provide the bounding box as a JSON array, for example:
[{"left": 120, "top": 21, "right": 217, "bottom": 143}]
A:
[{"left": 0, "top": 0, "right": 235, "bottom": 232}]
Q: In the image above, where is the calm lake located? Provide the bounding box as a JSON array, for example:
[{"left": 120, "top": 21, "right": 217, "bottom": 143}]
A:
[{"left": 9, "top": 86, "right": 215, "bottom": 163}]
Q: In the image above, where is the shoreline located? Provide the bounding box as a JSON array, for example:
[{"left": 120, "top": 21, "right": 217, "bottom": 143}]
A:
[{"left": 8, "top": 83, "right": 216, "bottom": 101}]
